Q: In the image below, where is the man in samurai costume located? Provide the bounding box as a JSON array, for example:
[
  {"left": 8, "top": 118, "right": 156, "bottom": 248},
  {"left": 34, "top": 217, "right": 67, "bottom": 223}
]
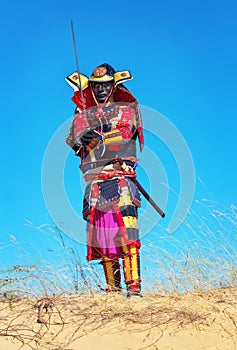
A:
[{"left": 65, "top": 63, "right": 144, "bottom": 297}]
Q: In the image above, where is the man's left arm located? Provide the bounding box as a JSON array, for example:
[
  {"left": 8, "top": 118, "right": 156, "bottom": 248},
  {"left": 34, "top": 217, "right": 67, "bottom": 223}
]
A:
[{"left": 134, "top": 103, "right": 144, "bottom": 152}]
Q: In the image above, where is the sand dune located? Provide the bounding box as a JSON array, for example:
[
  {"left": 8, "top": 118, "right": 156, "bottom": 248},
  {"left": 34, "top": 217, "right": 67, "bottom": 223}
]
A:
[{"left": 0, "top": 287, "right": 237, "bottom": 350}]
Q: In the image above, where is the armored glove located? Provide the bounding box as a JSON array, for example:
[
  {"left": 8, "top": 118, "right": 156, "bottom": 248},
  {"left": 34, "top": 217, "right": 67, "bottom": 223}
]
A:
[{"left": 80, "top": 130, "right": 104, "bottom": 149}]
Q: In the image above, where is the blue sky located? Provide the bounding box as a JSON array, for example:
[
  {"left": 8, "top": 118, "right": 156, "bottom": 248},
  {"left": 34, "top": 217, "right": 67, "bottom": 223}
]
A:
[{"left": 1, "top": 0, "right": 237, "bottom": 280}]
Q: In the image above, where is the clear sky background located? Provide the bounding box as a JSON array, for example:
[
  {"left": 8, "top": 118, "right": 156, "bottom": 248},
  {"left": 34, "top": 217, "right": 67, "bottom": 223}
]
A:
[{"left": 1, "top": 0, "right": 237, "bottom": 281}]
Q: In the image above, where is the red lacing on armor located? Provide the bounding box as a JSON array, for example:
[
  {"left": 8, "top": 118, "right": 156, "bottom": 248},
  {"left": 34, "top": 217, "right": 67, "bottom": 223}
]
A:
[
  {"left": 107, "top": 145, "right": 123, "bottom": 151},
  {"left": 73, "top": 113, "right": 87, "bottom": 134},
  {"left": 113, "top": 204, "right": 130, "bottom": 245},
  {"left": 137, "top": 126, "right": 144, "bottom": 144},
  {"left": 86, "top": 182, "right": 99, "bottom": 261},
  {"left": 84, "top": 169, "right": 136, "bottom": 183},
  {"left": 116, "top": 105, "right": 136, "bottom": 139},
  {"left": 86, "top": 206, "right": 95, "bottom": 261}
]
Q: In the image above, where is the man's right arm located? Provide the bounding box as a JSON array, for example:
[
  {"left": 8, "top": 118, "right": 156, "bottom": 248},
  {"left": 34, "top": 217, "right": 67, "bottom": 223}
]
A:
[
  {"left": 80, "top": 130, "right": 104, "bottom": 150},
  {"left": 66, "top": 111, "right": 103, "bottom": 155}
]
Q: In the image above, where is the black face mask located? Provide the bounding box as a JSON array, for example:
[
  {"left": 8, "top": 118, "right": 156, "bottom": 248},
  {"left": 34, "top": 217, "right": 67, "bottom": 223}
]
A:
[{"left": 91, "top": 82, "right": 114, "bottom": 103}]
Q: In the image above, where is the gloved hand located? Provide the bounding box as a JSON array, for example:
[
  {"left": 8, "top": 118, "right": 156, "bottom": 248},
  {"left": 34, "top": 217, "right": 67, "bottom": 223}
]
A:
[{"left": 80, "top": 130, "right": 103, "bottom": 149}]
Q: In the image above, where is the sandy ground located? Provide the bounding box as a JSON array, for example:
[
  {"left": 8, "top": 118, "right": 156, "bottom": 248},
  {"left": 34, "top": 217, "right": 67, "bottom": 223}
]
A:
[{"left": 0, "top": 287, "right": 237, "bottom": 350}]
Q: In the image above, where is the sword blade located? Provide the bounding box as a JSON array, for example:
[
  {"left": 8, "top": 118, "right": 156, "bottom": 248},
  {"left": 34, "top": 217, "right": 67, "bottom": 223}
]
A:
[{"left": 70, "top": 19, "right": 86, "bottom": 114}]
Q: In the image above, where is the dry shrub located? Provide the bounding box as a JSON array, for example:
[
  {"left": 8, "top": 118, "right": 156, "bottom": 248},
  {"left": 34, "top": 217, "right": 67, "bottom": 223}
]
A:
[{"left": 0, "top": 199, "right": 237, "bottom": 349}]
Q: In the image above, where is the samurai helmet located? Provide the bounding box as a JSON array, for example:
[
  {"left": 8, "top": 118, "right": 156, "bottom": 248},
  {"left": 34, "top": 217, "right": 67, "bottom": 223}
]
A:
[
  {"left": 66, "top": 63, "right": 133, "bottom": 91},
  {"left": 89, "top": 63, "right": 116, "bottom": 84}
]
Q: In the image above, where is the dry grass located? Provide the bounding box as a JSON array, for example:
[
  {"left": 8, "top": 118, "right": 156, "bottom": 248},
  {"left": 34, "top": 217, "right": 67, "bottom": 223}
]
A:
[
  {"left": 0, "top": 287, "right": 237, "bottom": 349},
  {"left": 1, "top": 199, "right": 237, "bottom": 349}
]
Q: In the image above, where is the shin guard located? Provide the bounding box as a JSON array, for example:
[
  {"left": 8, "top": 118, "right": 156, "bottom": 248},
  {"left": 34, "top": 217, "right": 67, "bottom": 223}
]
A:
[
  {"left": 102, "top": 257, "right": 122, "bottom": 292},
  {"left": 122, "top": 245, "right": 141, "bottom": 296}
]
